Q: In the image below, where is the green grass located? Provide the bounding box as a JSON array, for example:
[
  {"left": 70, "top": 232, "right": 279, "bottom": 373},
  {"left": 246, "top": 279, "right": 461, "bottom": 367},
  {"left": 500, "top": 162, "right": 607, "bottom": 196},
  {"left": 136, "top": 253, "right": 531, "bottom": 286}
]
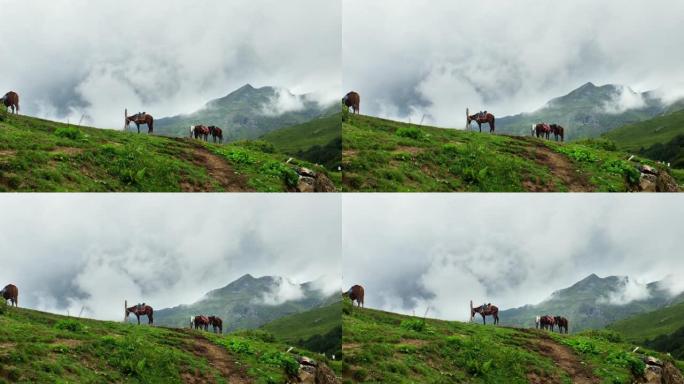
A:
[
  {"left": 0, "top": 305, "right": 334, "bottom": 383},
  {"left": 261, "top": 113, "right": 341, "bottom": 156},
  {"left": 342, "top": 112, "right": 677, "bottom": 192},
  {"left": 603, "top": 109, "right": 684, "bottom": 152},
  {"left": 0, "top": 111, "right": 336, "bottom": 192},
  {"left": 342, "top": 300, "right": 682, "bottom": 384}
]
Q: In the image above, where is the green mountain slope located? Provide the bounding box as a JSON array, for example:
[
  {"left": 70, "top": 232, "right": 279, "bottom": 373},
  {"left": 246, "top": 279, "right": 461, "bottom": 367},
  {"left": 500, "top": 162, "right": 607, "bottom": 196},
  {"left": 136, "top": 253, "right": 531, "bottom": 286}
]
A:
[
  {"left": 500, "top": 274, "right": 682, "bottom": 333},
  {"left": 155, "top": 275, "right": 337, "bottom": 332},
  {"left": 155, "top": 84, "right": 336, "bottom": 141},
  {"left": 342, "top": 301, "right": 682, "bottom": 383},
  {"left": 342, "top": 112, "right": 681, "bottom": 192},
  {"left": 0, "top": 304, "right": 325, "bottom": 384},
  {"left": 0, "top": 112, "right": 336, "bottom": 192}
]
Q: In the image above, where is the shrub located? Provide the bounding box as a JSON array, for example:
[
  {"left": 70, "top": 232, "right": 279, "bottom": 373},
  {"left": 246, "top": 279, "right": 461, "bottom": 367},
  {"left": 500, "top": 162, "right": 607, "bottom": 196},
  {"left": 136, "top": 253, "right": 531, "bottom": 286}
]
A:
[
  {"left": 607, "top": 351, "right": 646, "bottom": 376},
  {"left": 54, "top": 319, "right": 85, "bottom": 332},
  {"left": 556, "top": 146, "right": 598, "bottom": 163},
  {"left": 258, "top": 351, "right": 299, "bottom": 377},
  {"left": 601, "top": 159, "right": 640, "bottom": 185},
  {"left": 260, "top": 161, "right": 299, "bottom": 187},
  {"left": 54, "top": 126, "right": 84, "bottom": 141},
  {"left": 396, "top": 126, "right": 423, "bottom": 140},
  {"left": 0, "top": 300, "right": 7, "bottom": 315},
  {"left": 400, "top": 318, "right": 429, "bottom": 333}
]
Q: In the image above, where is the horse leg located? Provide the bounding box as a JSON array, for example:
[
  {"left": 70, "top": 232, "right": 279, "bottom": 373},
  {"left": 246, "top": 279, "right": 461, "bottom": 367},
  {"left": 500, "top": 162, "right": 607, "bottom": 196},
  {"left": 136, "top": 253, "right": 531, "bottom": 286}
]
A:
[
  {"left": 136, "top": 123, "right": 140, "bottom": 134},
  {"left": 136, "top": 314, "right": 141, "bottom": 325},
  {"left": 482, "top": 314, "right": 486, "bottom": 325}
]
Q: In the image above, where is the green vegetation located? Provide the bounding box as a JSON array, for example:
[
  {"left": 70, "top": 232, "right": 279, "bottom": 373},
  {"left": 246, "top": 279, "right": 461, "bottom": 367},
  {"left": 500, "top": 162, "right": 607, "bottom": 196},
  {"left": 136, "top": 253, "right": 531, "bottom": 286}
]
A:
[
  {"left": 0, "top": 306, "right": 328, "bottom": 383},
  {"left": 0, "top": 112, "right": 336, "bottom": 192},
  {"left": 342, "top": 112, "right": 675, "bottom": 192},
  {"left": 342, "top": 301, "right": 682, "bottom": 384}
]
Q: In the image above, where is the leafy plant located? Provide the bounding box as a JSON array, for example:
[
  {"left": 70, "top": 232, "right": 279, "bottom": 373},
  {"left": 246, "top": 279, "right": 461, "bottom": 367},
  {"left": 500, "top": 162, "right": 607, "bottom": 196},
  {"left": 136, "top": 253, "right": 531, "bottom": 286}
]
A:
[
  {"left": 54, "top": 319, "right": 85, "bottom": 333},
  {"left": 54, "top": 126, "right": 85, "bottom": 141},
  {"left": 395, "top": 126, "right": 424, "bottom": 140}
]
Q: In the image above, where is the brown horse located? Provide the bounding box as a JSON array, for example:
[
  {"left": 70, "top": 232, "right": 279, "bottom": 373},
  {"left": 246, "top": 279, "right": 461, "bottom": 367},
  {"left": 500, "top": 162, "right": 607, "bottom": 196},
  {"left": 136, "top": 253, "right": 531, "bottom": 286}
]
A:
[
  {"left": 550, "top": 124, "right": 564, "bottom": 142},
  {"left": 539, "top": 315, "right": 555, "bottom": 331},
  {"left": 554, "top": 316, "right": 569, "bottom": 334},
  {"left": 126, "top": 303, "right": 154, "bottom": 325},
  {"left": 1, "top": 284, "right": 18, "bottom": 307},
  {"left": 471, "top": 302, "right": 499, "bottom": 325},
  {"left": 343, "top": 91, "right": 360, "bottom": 114},
  {"left": 466, "top": 108, "right": 495, "bottom": 133},
  {"left": 125, "top": 109, "right": 154, "bottom": 134},
  {"left": 1, "top": 91, "right": 19, "bottom": 114},
  {"left": 343, "top": 285, "right": 364, "bottom": 307},
  {"left": 208, "top": 126, "right": 223, "bottom": 143},
  {"left": 191, "top": 125, "right": 209, "bottom": 141},
  {"left": 208, "top": 315, "right": 223, "bottom": 334},
  {"left": 193, "top": 315, "right": 209, "bottom": 331},
  {"left": 533, "top": 123, "right": 551, "bottom": 139}
]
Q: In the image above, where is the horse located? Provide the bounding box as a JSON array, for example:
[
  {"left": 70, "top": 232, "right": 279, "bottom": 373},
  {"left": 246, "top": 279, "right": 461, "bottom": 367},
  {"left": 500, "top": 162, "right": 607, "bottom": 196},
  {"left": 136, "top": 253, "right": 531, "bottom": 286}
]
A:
[
  {"left": 343, "top": 91, "right": 360, "bottom": 114},
  {"left": 343, "top": 285, "right": 364, "bottom": 308},
  {"left": 550, "top": 124, "right": 564, "bottom": 142},
  {"left": 126, "top": 303, "right": 154, "bottom": 325},
  {"left": 471, "top": 303, "right": 499, "bottom": 325},
  {"left": 193, "top": 315, "right": 209, "bottom": 331},
  {"left": 1, "top": 91, "right": 19, "bottom": 114},
  {"left": 208, "top": 126, "right": 223, "bottom": 143},
  {"left": 554, "top": 316, "right": 569, "bottom": 334},
  {"left": 533, "top": 123, "right": 551, "bottom": 139},
  {"left": 535, "top": 315, "right": 541, "bottom": 329},
  {"left": 466, "top": 108, "right": 495, "bottom": 133},
  {"left": 1, "top": 284, "right": 18, "bottom": 307},
  {"left": 125, "top": 109, "right": 154, "bottom": 134},
  {"left": 208, "top": 315, "right": 223, "bottom": 334},
  {"left": 539, "top": 315, "right": 555, "bottom": 331},
  {"left": 191, "top": 125, "right": 209, "bottom": 141}
]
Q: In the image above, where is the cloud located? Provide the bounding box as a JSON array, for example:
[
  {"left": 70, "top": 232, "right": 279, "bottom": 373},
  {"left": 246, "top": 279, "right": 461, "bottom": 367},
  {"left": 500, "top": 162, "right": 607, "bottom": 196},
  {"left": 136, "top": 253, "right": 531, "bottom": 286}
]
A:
[
  {"left": 257, "top": 277, "right": 306, "bottom": 305},
  {"left": 597, "top": 277, "right": 651, "bottom": 305},
  {"left": 601, "top": 86, "right": 647, "bottom": 114},
  {"left": 261, "top": 89, "right": 307, "bottom": 116}
]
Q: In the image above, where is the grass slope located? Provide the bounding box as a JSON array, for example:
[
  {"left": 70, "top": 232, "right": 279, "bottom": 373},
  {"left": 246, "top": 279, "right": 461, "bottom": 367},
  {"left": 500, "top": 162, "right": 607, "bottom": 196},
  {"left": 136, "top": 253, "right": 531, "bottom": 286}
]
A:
[
  {"left": 0, "top": 112, "right": 335, "bottom": 192},
  {"left": 0, "top": 304, "right": 329, "bottom": 384},
  {"left": 342, "top": 112, "right": 678, "bottom": 192},
  {"left": 342, "top": 302, "right": 682, "bottom": 384}
]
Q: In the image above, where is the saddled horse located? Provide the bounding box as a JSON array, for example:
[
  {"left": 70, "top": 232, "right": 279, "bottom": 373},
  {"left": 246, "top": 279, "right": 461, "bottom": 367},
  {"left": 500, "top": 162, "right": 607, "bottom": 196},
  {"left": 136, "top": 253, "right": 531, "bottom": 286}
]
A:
[
  {"left": 466, "top": 108, "right": 495, "bottom": 133},
  {"left": 554, "top": 316, "right": 569, "bottom": 334},
  {"left": 190, "top": 125, "right": 209, "bottom": 141},
  {"left": 1, "top": 91, "right": 19, "bottom": 114},
  {"left": 208, "top": 126, "right": 223, "bottom": 143},
  {"left": 1, "top": 284, "right": 18, "bottom": 307},
  {"left": 126, "top": 303, "right": 154, "bottom": 325},
  {"left": 343, "top": 91, "right": 360, "bottom": 114},
  {"left": 343, "top": 285, "right": 364, "bottom": 308},
  {"left": 533, "top": 123, "right": 551, "bottom": 139},
  {"left": 193, "top": 315, "right": 210, "bottom": 331},
  {"left": 471, "top": 303, "right": 499, "bottom": 325},
  {"left": 550, "top": 124, "right": 564, "bottom": 142},
  {"left": 208, "top": 315, "right": 223, "bottom": 334},
  {"left": 125, "top": 109, "right": 154, "bottom": 134},
  {"left": 539, "top": 315, "right": 555, "bottom": 331}
]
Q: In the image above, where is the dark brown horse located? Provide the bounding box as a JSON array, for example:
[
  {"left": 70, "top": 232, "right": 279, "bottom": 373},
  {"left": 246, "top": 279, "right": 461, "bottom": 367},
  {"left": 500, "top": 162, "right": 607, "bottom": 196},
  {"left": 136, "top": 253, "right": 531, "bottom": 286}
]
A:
[
  {"left": 343, "top": 285, "right": 364, "bottom": 307},
  {"left": 191, "top": 125, "right": 209, "bottom": 141},
  {"left": 466, "top": 108, "right": 495, "bottom": 133},
  {"left": 554, "top": 316, "right": 569, "bottom": 334},
  {"left": 533, "top": 123, "right": 551, "bottom": 139},
  {"left": 471, "top": 301, "right": 499, "bottom": 325},
  {"left": 1, "top": 284, "right": 18, "bottom": 307},
  {"left": 343, "top": 91, "right": 360, "bottom": 114},
  {"left": 126, "top": 303, "right": 154, "bottom": 325},
  {"left": 550, "top": 124, "right": 564, "bottom": 142},
  {"left": 539, "top": 315, "right": 555, "bottom": 331},
  {"left": 193, "top": 315, "right": 209, "bottom": 331},
  {"left": 208, "top": 315, "right": 223, "bottom": 334},
  {"left": 125, "top": 109, "right": 154, "bottom": 134},
  {"left": 1, "top": 91, "right": 19, "bottom": 114},
  {"left": 208, "top": 126, "right": 223, "bottom": 143}
]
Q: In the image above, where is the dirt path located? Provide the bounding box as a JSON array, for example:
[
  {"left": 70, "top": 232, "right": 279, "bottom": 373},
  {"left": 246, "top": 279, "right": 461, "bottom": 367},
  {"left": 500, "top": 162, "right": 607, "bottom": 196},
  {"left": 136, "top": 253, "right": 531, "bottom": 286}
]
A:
[
  {"left": 526, "top": 144, "right": 594, "bottom": 192},
  {"left": 534, "top": 338, "right": 600, "bottom": 384},
  {"left": 185, "top": 146, "right": 253, "bottom": 192},
  {"left": 181, "top": 333, "right": 252, "bottom": 384}
]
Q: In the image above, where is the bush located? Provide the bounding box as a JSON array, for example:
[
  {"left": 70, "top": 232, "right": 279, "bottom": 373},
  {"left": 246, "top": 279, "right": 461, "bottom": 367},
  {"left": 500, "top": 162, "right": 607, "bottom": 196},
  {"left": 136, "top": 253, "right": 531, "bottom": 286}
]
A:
[
  {"left": 400, "top": 319, "right": 429, "bottom": 333},
  {"left": 54, "top": 126, "right": 84, "bottom": 141},
  {"left": 0, "top": 300, "right": 7, "bottom": 315},
  {"left": 601, "top": 159, "right": 640, "bottom": 185},
  {"left": 396, "top": 126, "right": 424, "bottom": 140},
  {"left": 260, "top": 161, "right": 299, "bottom": 187},
  {"left": 556, "top": 146, "right": 599, "bottom": 163},
  {"left": 607, "top": 351, "right": 646, "bottom": 376},
  {"left": 258, "top": 351, "right": 299, "bottom": 377},
  {"left": 54, "top": 319, "right": 85, "bottom": 332}
]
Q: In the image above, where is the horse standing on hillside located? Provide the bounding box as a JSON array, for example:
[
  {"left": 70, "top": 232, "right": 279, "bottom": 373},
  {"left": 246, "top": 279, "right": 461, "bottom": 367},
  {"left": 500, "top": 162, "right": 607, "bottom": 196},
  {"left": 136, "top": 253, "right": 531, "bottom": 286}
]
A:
[
  {"left": 208, "top": 315, "right": 223, "bottom": 334},
  {"left": 125, "top": 109, "right": 154, "bottom": 134},
  {"left": 343, "top": 91, "right": 360, "bottom": 114},
  {"left": 1, "top": 284, "right": 18, "bottom": 307},
  {"left": 190, "top": 125, "right": 209, "bottom": 141},
  {"left": 539, "top": 315, "right": 555, "bottom": 331},
  {"left": 193, "top": 315, "right": 210, "bottom": 331},
  {"left": 208, "top": 126, "right": 223, "bottom": 143},
  {"left": 550, "top": 124, "right": 565, "bottom": 142},
  {"left": 343, "top": 285, "right": 365, "bottom": 308},
  {"left": 466, "top": 108, "right": 496, "bottom": 133},
  {"left": 471, "top": 302, "right": 499, "bottom": 325},
  {"left": 126, "top": 303, "right": 154, "bottom": 325},
  {"left": 1, "top": 91, "right": 19, "bottom": 114},
  {"left": 533, "top": 123, "right": 551, "bottom": 139},
  {"left": 554, "top": 316, "right": 569, "bottom": 334}
]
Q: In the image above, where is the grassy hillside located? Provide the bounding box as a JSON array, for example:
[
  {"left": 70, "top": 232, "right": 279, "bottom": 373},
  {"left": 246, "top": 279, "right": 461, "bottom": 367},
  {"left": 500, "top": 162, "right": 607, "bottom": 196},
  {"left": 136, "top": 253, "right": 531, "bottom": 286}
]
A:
[
  {"left": 342, "top": 301, "right": 682, "bottom": 384},
  {"left": 262, "top": 301, "right": 342, "bottom": 357},
  {"left": 342, "top": 112, "right": 680, "bottom": 192},
  {"left": 0, "top": 304, "right": 327, "bottom": 384},
  {"left": 0, "top": 111, "right": 336, "bottom": 192}
]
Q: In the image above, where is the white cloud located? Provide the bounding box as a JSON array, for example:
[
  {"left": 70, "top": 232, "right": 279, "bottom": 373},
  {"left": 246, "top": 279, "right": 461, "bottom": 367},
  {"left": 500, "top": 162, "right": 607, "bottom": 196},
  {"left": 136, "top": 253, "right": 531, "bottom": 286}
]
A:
[
  {"left": 257, "top": 277, "right": 306, "bottom": 305},
  {"left": 597, "top": 277, "right": 651, "bottom": 305},
  {"left": 602, "top": 86, "right": 647, "bottom": 114}
]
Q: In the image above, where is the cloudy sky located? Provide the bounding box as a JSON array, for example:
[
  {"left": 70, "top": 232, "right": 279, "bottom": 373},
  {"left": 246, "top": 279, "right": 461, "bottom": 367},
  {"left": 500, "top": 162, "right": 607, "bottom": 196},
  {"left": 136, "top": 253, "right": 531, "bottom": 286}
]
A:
[
  {"left": 0, "top": 0, "right": 340, "bottom": 128},
  {"left": 343, "top": 0, "right": 684, "bottom": 126},
  {"left": 0, "top": 194, "right": 341, "bottom": 320},
  {"left": 343, "top": 194, "right": 684, "bottom": 321}
]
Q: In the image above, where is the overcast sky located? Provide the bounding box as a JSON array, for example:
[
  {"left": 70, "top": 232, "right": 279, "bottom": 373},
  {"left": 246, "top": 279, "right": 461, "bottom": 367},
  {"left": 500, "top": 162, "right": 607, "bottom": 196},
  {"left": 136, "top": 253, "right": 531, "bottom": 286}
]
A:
[
  {"left": 0, "top": 0, "right": 340, "bottom": 128},
  {"left": 342, "top": 194, "right": 684, "bottom": 322},
  {"left": 0, "top": 194, "right": 341, "bottom": 321},
  {"left": 343, "top": 0, "right": 684, "bottom": 127}
]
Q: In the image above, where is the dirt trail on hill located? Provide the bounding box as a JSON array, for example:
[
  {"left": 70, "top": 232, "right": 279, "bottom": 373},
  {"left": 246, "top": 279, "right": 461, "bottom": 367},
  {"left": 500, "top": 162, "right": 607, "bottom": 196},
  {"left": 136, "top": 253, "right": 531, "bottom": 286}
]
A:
[
  {"left": 179, "top": 331, "right": 252, "bottom": 384},
  {"left": 524, "top": 143, "right": 594, "bottom": 192},
  {"left": 185, "top": 145, "right": 253, "bottom": 192},
  {"left": 533, "top": 338, "right": 601, "bottom": 384}
]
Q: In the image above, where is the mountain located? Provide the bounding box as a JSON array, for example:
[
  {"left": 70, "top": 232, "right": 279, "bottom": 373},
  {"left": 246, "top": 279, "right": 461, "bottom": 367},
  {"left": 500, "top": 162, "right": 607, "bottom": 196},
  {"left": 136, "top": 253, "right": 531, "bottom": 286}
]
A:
[
  {"left": 496, "top": 82, "right": 670, "bottom": 140},
  {"left": 154, "top": 84, "right": 337, "bottom": 141},
  {"left": 500, "top": 274, "right": 684, "bottom": 332},
  {"left": 154, "top": 274, "right": 338, "bottom": 331}
]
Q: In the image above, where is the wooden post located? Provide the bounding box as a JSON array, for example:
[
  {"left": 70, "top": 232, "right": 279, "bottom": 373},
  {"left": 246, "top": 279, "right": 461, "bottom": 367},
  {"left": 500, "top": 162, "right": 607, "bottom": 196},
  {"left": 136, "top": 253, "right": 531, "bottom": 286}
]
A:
[
  {"left": 465, "top": 108, "right": 470, "bottom": 130},
  {"left": 124, "top": 108, "right": 128, "bottom": 131},
  {"left": 469, "top": 300, "right": 474, "bottom": 322},
  {"left": 124, "top": 300, "right": 127, "bottom": 323}
]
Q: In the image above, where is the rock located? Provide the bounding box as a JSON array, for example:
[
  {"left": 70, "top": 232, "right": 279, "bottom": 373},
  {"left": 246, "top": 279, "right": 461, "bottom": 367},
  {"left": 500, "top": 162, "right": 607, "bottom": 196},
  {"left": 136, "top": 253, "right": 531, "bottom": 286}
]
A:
[
  {"left": 656, "top": 171, "right": 680, "bottom": 192},
  {"left": 296, "top": 176, "right": 316, "bottom": 192},
  {"left": 297, "top": 167, "right": 317, "bottom": 178},
  {"left": 314, "top": 363, "right": 339, "bottom": 384},
  {"left": 663, "top": 362, "right": 684, "bottom": 384},
  {"left": 644, "top": 365, "right": 663, "bottom": 384},
  {"left": 641, "top": 164, "right": 659, "bottom": 175},
  {"left": 298, "top": 365, "right": 317, "bottom": 384},
  {"left": 298, "top": 356, "right": 317, "bottom": 366},
  {"left": 645, "top": 356, "right": 664, "bottom": 366},
  {"left": 639, "top": 173, "right": 657, "bottom": 192},
  {"left": 314, "top": 173, "right": 336, "bottom": 192}
]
